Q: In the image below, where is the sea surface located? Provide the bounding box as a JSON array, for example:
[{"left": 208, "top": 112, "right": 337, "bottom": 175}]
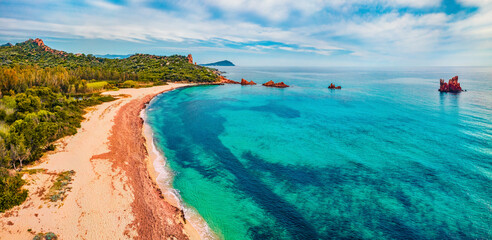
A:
[{"left": 146, "top": 67, "right": 492, "bottom": 240}]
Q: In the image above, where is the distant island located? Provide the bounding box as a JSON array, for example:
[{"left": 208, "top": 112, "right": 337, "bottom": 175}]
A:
[{"left": 201, "top": 60, "right": 235, "bottom": 66}]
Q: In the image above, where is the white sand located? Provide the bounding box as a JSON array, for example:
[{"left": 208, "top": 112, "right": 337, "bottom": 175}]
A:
[{"left": 0, "top": 83, "right": 201, "bottom": 240}]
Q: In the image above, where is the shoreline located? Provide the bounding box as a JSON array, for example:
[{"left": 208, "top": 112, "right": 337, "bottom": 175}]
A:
[
  {"left": 140, "top": 87, "right": 216, "bottom": 240},
  {"left": 141, "top": 103, "right": 215, "bottom": 240},
  {"left": 0, "top": 83, "right": 209, "bottom": 239}
]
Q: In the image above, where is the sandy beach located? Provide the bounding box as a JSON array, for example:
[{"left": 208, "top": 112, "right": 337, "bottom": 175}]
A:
[{"left": 0, "top": 83, "right": 201, "bottom": 240}]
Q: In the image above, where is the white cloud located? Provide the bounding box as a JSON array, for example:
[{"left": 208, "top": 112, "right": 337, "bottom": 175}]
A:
[
  {"left": 334, "top": 13, "right": 448, "bottom": 51},
  {"left": 0, "top": 2, "right": 345, "bottom": 53},
  {"left": 169, "top": 0, "right": 443, "bottom": 22},
  {"left": 86, "top": 0, "right": 122, "bottom": 10},
  {"left": 457, "top": 0, "right": 492, "bottom": 7},
  {"left": 385, "top": 0, "right": 441, "bottom": 8},
  {"left": 0, "top": 0, "right": 491, "bottom": 66},
  {"left": 446, "top": 2, "right": 492, "bottom": 57}
]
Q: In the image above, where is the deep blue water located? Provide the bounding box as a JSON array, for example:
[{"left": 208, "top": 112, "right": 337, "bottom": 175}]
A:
[{"left": 146, "top": 67, "right": 492, "bottom": 239}]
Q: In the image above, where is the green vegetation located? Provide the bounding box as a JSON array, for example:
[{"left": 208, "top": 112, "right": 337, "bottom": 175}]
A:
[
  {"left": 0, "top": 168, "right": 28, "bottom": 212},
  {"left": 33, "top": 232, "right": 58, "bottom": 240},
  {"left": 46, "top": 170, "right": 74, "bottom": 202},
  {"left": 121, "top": 80, "right": 138, "bottom": 88},
  {"left": 0, "top": 86, "right": 111, "bottom": 211},
  {"left": 0, "top": 39, "right": 220, "bottom": 96},
  {"left": 0, "top": 87, "right": 115, "bottom": 169},
  {"left": 0, "top": 38, "right": 220, "bottom": 211},
  {"left": 86, "top": 81, "right": 110, "bottom": 92},
  {"left": 20, "top": 168, "right": 46, "bottom": 175}
]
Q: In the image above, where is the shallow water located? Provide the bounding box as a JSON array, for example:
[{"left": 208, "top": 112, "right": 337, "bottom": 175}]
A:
[{"left": 146, "top": 67, "right": 492, "bottom": 239}]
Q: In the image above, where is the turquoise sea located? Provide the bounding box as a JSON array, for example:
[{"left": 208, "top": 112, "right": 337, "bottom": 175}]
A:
[{"left": 146, "top": 67, "right": 492, "bottom": 239}]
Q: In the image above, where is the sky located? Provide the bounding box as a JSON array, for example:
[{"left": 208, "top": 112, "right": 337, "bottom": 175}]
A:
[{"left": 0, "top": 0, "right": 491, "bottom": 66}]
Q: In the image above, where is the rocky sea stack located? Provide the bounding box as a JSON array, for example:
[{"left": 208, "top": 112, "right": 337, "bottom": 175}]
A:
[{"left": 439, "top": 76, "right": 463, "bottom": 92}]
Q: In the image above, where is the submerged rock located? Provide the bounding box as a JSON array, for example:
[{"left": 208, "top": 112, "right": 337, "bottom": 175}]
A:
[
  {"left": 439, "top": 76, "right": 463, "bottom": 92},
  {"left": 241, "top": 78, "right": 257, "bottom": 85},
  {"left": 328, "top": 83, "right": 341, "bottom": 89},
  {"left": 262, "top": 80, "right": 289, "bottom": 88}
]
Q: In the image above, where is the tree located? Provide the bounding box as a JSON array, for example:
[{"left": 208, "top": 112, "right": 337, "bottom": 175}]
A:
[
  {"left": 0, "top": 137, "right": 10, "bottom": 168},
  {"left": 15, "top": 93, "right": 41, "bottom": 113}
]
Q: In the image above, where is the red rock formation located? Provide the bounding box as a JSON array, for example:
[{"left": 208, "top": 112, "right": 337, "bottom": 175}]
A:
[
  {"left": 262, "top": 80, "right": 289, "bottom": 88},
  {"left": 439, "top": 76, "right": 462, "bottom": 92},
  {"left": 26, "top": 38, "right": 67, "bottom": 56},
  {"left": 328, "top": 83, "right": 341, "bottom": 89},
  {"left": 219, "top": 76, "right": 240, "bottom": 84},
  {"left": 241, "top": 78, "right": 257, "bottom": 85},
  {"left": 33, "top": 38, "right": 44, "bottom": 46},
  {"left": 187, "top": 54, "right": 193, "bottom": 64}
]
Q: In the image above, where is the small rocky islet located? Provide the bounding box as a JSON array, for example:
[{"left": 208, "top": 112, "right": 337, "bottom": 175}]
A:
[
  {"left": 219, "top": 74, "right": 466, "bottom": 92},
  {"left": 328, "top": 83, "right": 341, "bottom": 89},
  {"left": 439, "top": 75, "right": 464, "bottom": 92},
  {"left": 219, "top": 76, "right": 288, "bottom": 88}
]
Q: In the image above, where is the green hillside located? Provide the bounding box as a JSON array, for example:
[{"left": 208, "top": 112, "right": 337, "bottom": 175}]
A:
[{"left": 0, "top": 38, "right": 219, "bottom": 95}]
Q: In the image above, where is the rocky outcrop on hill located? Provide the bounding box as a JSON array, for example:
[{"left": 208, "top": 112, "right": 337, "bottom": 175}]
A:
[
  {"left": 439, "top": 76, "right": 463, "bottom": 92},
  {"left": 328, "top": 83, "right": 341, "bottom": 89},
  {"left": 262, "top": 80, "right": 289, "bottom": 88},
  {"left": 187, "top": 54, "right": 193, "bottom": 64},
  {"left": 22, "top": 38, "right": 67, "bottom": 56},
  {"left": 241, "top": 78, "right": 256, "bottom": 85}
]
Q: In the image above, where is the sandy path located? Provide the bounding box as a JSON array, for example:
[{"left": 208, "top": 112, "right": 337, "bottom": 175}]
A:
[{"left": 0, "top": 83, "right": 200, "bottom": 240}]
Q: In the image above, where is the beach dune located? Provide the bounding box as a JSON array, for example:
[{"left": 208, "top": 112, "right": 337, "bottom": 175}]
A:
[{"left": 0, "top": 83, "right": 200, "bottom": 240}]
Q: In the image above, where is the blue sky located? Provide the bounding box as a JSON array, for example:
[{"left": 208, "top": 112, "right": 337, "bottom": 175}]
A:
[{"left": 0, "top": 0, "right": 491, "bottom": 66}]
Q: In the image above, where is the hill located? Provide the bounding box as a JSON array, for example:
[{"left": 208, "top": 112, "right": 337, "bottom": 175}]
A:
[
  {"left": 0, "top": 38, "right": 220, "bottom": 91},
  {"left": 201, "top": 60, "right": 235, "bottom": 66}
]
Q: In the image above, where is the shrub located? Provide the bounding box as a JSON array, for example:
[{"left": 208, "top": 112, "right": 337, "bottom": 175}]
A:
[
  {"left": 0, "top": 168, "right": 28, "bottom": 212},
  {"left": 32, "top": 232, "right": 58, "bottom": 240},
  {"left": 46, "top": 170, "right": 75, "bottom": 202},
  {"left": 45, "top": 232, "right": 57, "bottom": 240},
  {"left": 120, "top": 80, "right": 137, "bottom": 88},
  {"left": 86, "top": 81, "right": 108, "bottom": 92}
]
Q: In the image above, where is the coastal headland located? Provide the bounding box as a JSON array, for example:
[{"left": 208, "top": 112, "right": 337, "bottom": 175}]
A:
[{"left": 0, "top": 83, "right": 202, "bottom": 240}]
